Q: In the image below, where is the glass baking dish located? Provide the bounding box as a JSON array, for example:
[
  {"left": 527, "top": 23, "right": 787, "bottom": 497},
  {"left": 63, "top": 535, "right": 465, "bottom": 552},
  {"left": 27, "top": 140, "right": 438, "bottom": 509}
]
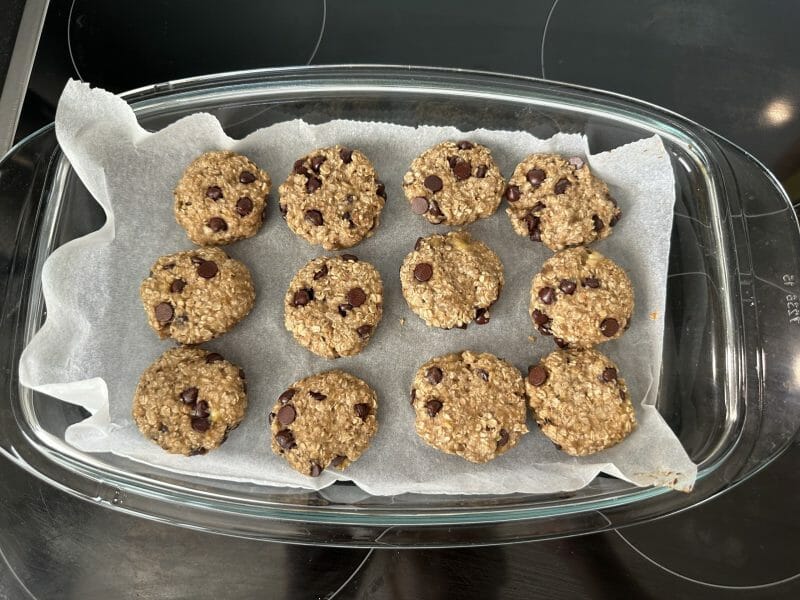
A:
[{"left": 1, "top": 66, "right": 799, "bottom": 547}]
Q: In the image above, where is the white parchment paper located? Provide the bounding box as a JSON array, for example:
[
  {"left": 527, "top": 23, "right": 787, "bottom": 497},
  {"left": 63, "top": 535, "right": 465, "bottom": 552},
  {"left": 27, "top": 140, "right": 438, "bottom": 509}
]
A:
[{"left": 18, "top": 81, "right": 697, "bottom": 495}]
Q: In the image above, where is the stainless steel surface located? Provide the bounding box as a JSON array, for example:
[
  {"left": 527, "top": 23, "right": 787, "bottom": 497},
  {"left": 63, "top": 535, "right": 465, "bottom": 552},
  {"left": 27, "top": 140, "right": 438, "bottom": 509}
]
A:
[{"left": 0, "top": 0, "right": 48, "bottom": 153}]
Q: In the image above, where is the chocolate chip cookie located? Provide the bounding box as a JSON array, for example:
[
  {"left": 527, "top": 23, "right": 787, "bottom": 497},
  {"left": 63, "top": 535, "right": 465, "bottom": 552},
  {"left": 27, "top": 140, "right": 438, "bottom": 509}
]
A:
[
  {"left": 269, "top": 370, "right": 378, "bottom": 477},
  {"left": 140, "top": 247, "right": 255, "bottom": 345},
  {"left": 278, "top": 146, "right": 385, "bottom": 250},
  {"left": 411, "top": 351, "right": 528, "bottom": 463},
  {"left": 133, "top": 347, "right": 248, "bottom": 456},
  {"left": 529, "top": 247, "right": 633, "bottom": 348},
  {"left": 526, "top": 348, "right": 636, "bottom": 456},
  {"left": 505, "top": 153, "right": 620, "bottom": 250},
  {"left": 284, "top": 254, "right": 383, "bottom": 359},
  {"left": 402, "top": 140, "right": 505, "bottom": 226},
  {"left": 400, "top": 231, "right": 503, "bottom": 329},
  {"left": 174, "top": 151, "right": 271, "bottom": 246}
]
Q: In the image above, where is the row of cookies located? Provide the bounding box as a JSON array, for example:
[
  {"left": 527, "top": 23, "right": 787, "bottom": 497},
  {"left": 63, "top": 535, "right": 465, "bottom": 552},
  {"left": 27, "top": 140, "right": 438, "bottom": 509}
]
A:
[{"left": 171, "top": 144, "right": 621, "bottom": 252}]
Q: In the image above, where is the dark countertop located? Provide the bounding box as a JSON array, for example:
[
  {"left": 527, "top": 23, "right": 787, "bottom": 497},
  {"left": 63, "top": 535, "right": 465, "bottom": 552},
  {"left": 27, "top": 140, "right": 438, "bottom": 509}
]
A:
[{"left": 2, "top": 1, "right": 800, "bottom": 598}]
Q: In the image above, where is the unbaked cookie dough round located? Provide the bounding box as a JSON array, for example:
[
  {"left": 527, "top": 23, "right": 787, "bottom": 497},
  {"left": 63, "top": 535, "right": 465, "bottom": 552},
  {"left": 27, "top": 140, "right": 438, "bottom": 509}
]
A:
[
  {"left": 174, "top": 150, "right": 271, "bottom": 246},
  {"left": 402, "top": 140, "right": 505, "bottom": 226},
  {"left": 411, "top": 351, "right": 528, "bottom": 463},
  {"left": 139, "top": 247, "right": 255, "bottom": 345},
  {"left": 269, "top": 370, "right": 378, "bottom": 477},
  {"left": 526, "top": 348, "right": 636, "bottom": 456},
  {"left": 400, "top": 231, "right": 503, "bottom": 329},
  {"left": 278, "top": 146, "right": 386, "bottom": 250},
  {"left": 284, "top": 254, "right": 383, "bottom": 359},
  {"left": 505, "top": 153, "right": 620, "bottom": 251},
  {"left": 133, "top": 347, "right": 248, "bottom": 456},
  {"left": 529, "top": 247, "right": 633, "bottom": 348}
]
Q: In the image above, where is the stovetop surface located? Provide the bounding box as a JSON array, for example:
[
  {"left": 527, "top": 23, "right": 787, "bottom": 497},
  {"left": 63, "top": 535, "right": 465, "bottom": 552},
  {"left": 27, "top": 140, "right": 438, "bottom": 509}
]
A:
[{"left": 3, "top": 1, "right": 800, "bottom": 598}]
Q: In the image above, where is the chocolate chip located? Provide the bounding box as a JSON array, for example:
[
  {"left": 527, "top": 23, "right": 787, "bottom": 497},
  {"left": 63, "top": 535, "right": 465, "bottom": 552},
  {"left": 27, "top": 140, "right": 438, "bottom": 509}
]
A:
[
  {"left": 191, "top": 417, "right": 211, "bottom": 432},
  {"left": 414, "top": 237, "right": 424, "bottom": 251},
  {"left": 447, "top": 156, "right": 459, "bottom": 169},
  {"left": 600, "top": 317, "right": 620, "bottom": 337},
  {"left": 275, "top": 429, "right": 296, "bottom": 450},
  {"left": 305, "top": 209, "right": 323, "bottom": 226},
  {"left": 410, "top": 388, "right": 416, "bottom": 405},
  {"left": 602, "top": 367, "right": 618, "bottom": 382},
  {"left": 192, "top": 400, "right": 210, "bottom": 419},
  {"left": 475, "top": 164, "right": 488, "bottom": 178},
  {"left": 197, "top": 260, "right": 219, "bottom": 279},
  {"left": 170, "top": 278, "right": 186, "bottom": 294},
  {"left": 531, "top": 201, "right": 546, "bottom": 212},
  {"left": 279, "top": 389, "right": 296, "bottom": 404},
  {"left": 414, "top": 263, "right": 433, "bottom": 282},
  {"left": 554, "top": 337, "right": 569, "bottom": 348},
  {"left": 313, "top": 264, "right": 329, "bottom": 280},
  {"left": 306, "top": 176, "right": 322, "bottom": 193},
  {"left": 239, "top": 369, "right": 246, "bottom": 380},
  {"left": 505, "top": 185, "right": 521, "bottom": 202},
  {"left": 189, "top": 447, "right": 207, "bottom": 456},
  {"left": 559, "top": 279, "right": 576, "bottom": 295},
  {"left": 497, "top": 428, "right": 509, "bottom": 448},
  {"left": 354, "top": 403, "right": 370, "bottom": 421},
  {"left": 339, "top": 148, "right": 353, "bottom": 163},
  {"left": 279, "top": 203, "right": 287, "bottom": 218},
  {"left": 277, "top": 404, "right": 296, "bottom": 426},
  {"left": 206, "top": 186, "right": 222, "bottom": 200},
  {"left": 341, "top": 254, "right": 358, "bottom": 262},
  {"left": 532, "top": 309, "right": 550, "bottom": 326},
  {"left": 310, "top": 155, "right": 326, "bottom": 172},
  {"left": 292, "top": 159, "right": 307, "bottom": 175},
  {"left": 162, "top": 262, "right": 176, "bottom": 270},
  {"left": 292, "top": 288, "right": 314, "bottom": 307},
  {"left": 205, "top": 353, "right": 224, "bottom": 363},
  {"left": 154, "top": 302, "right": 173, "bottom": 323},
  {"left": 338, "top": 303, "right": 352, "bottom": 317},
  {"left": 592, "top": 214, "right": 604, "bottom": 232},
  {"left": 180, "top": 387, "right": 198, "bottom": 404},
  {"left": 310, "top": 462, "right": 322, "bottom": 477},
  {"left": 452, "top": 160, "right": 472, "bottom": 181},
  {"left": 476, "top": 368, "right": 489, "bottom": 382},
  {"left": 375, "top": 180, "right": 387, "bottom": 199},
  {"left": 410, "top": 196, "right": 429, "bottom": 214},
  {"left": 208, "top": 217, "right": 228, "bottom": 232},
  {"left": 523, "top": 213, "right": 541, "bottom": 238},
  {"left": 425, "top": 399, "right": 443, "bottom": 417},
  {"left": 526, "top": 168, "right": 546, "bottom": 186},
  {"left": 554, "top": 178, "right": 570, "bottom": 194},
  {"left": 620, "top": 389, "right": 627, "bottom": 402},
  {"left": 347, "top": 287, "right": 367, "bottom": 307},
  {"left": 582, "top": 277, "right": 600, "bottom": 288},
  {"left": 236, "top": 196, "right": 253, "bottom": 216},
  {"left": 310, "top": 391, "right": 327, "bottom": 402},
  {"left": 538, "top": 322, "right": 553, "bottom": 336},
  {"left": 475, "top": 307, "right": 490, "bottom": 325},
  {"left": 426, "top": 366, "right": 443, "bottom": 385},
  {"left": 456, "top": 323, "right": 468, "bottom": 330},
  {"left": 268, "top": 412, "right": 276, "bottom": 424},
  {"left": 158, "top": 423, "right": 168, "bottom": 433},
  {"left": 538, "top": 286, "right": 556, "bottom": 305},
  {"left": 428, "top": 199, "right": 443, "bottom": 220},
  {"left": 356, "top": 324, "right": 373, "bottom": 338},
  {"left": 239, "top": 170, "right": 256, "bottom": 184},
  {"left": 457, "top": 140, "right": 474, "bottom": 149},
  {"left": 610, "top": 212, "right": 621, "bottom": 226},
  {"left": 424, "top": 175, "right": 443, "bottom": 192},
  {"left": 330, "top": 455, "right": 346, "bottom": 467},
  {"left": 528, "top": 365, "right": 548, "bottom": 386},
  {"left": 568, "top": 156, "right": 584, "bottom": 169}
]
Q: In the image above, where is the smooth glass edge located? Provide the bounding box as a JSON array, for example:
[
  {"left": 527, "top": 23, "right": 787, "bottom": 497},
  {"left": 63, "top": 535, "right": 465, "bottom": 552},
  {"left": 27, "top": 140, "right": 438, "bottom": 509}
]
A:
[{"left": 4, "top": 67, "right": 760, "bottom": 529}]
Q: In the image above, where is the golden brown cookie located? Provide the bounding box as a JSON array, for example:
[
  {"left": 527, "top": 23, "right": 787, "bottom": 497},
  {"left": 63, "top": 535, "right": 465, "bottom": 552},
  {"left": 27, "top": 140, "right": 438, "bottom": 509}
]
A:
[
  {"left": 529, "top": 247, "right": 633, "bottom": 348},
  {"left": 411, "top": 351, "right": 528, "bottom": 463},
  {"left": 526, "top": 348, "right": 636, "bottom": 456},
  {"left": 133, "top": 347, "right": 247, "bottom": 456},
  {"left": 139, "top": 247, "right": 255, "bottom": 345},
  {"left": 174, "top": 151, "right": 271, "bottom": 246},
  {"left": 402, "top": 140, "right": 505, "bottom": 226},
  {"left": 269, "top": 370, "right": 378, "bottom": 477},
  {"left": 399, "top": 231, "right": 503, "bottom": 329},
  {"left": 505, "top": 153, "right": 620, "bottom": 250},
  {"left": 278, "top": 146, "right": 385, "bottom": 249},
  {"left": 284, "top": 254, "right": 383, "bottom": 359}
]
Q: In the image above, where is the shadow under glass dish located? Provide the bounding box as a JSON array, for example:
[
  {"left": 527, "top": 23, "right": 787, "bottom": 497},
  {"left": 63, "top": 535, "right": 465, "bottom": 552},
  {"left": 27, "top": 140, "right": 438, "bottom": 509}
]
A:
[{"left": 1, "top": 66, "right": 799, "bottom": 547}]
